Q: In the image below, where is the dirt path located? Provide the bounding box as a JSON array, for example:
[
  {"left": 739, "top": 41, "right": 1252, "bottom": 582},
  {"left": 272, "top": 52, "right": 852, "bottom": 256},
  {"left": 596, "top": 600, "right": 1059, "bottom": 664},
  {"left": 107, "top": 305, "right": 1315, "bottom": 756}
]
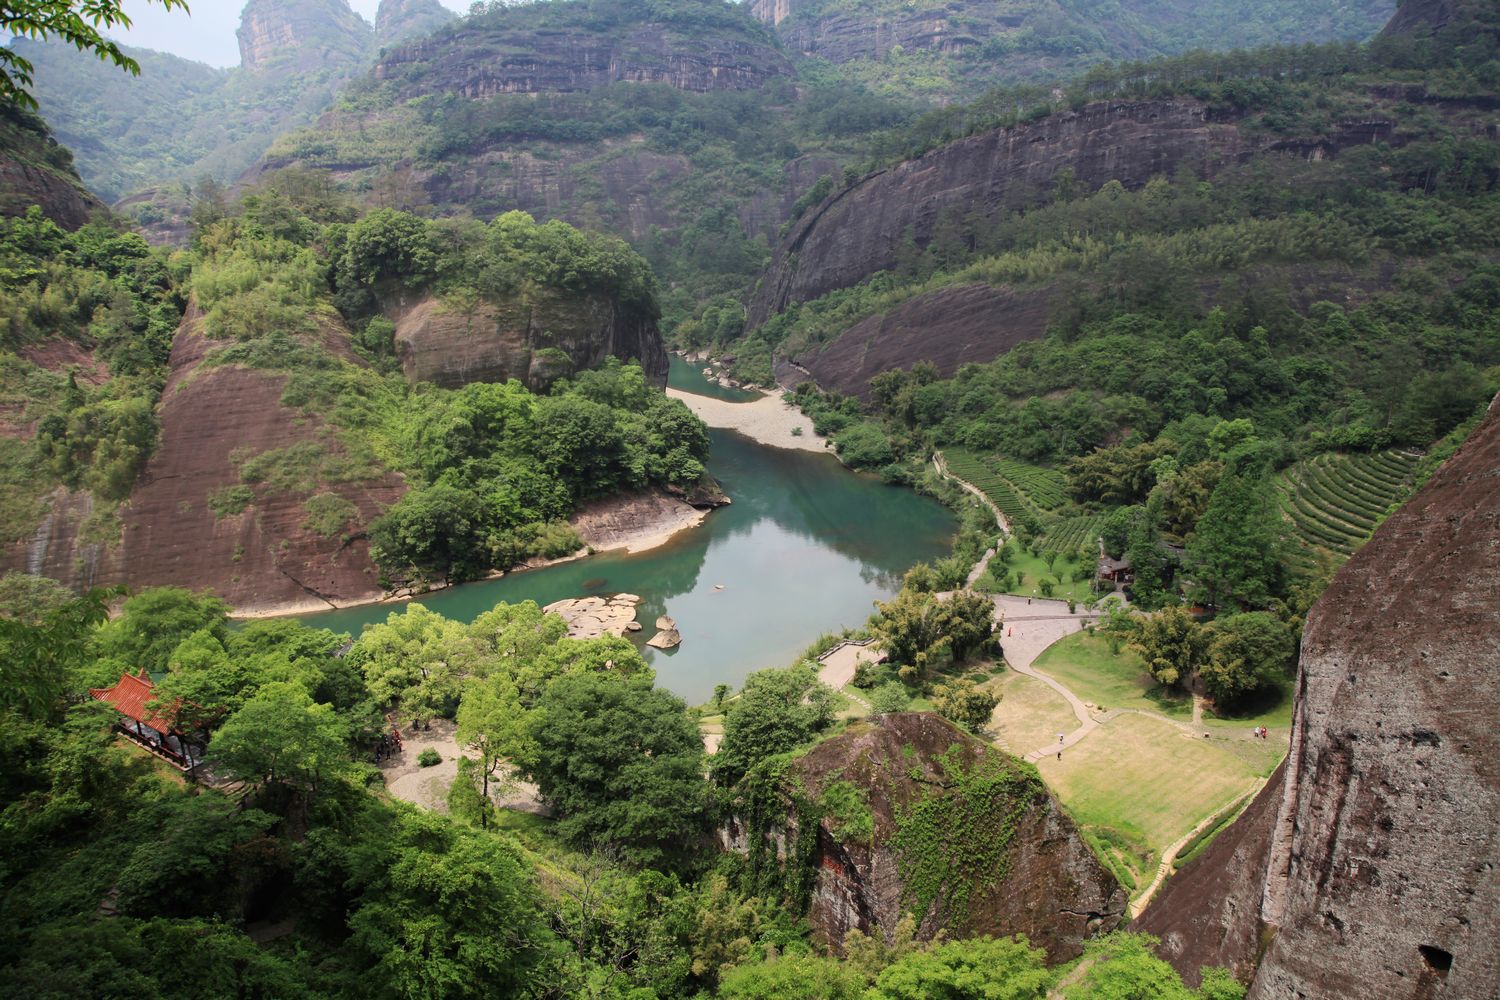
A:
[
  {"left": 1128, "top": 782, "right": 1261, "bottom": 917},
  {"left": 932, "top": 451, "right": 1011, "bottom": 585}
]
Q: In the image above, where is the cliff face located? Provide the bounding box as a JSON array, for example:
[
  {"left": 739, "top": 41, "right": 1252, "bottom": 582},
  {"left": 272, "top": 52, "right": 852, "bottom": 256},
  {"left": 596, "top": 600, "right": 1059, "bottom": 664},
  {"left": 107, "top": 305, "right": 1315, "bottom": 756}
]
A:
[
  {"left": 745, "top": 100, "right": 1402, "bottom": 328},
  {"left": 371, "top": 17, "right": 792, "bottom": 98},
  {"left": 392, "top": 290, "right": 668, "bottom": 391},
  {"left": 1246, "top": 395, "right": 1500, "bottom": 998},
  {"left": 1, "top": 303, "right": 406, "bottom": 613},
  {"left": 236, "top": 0, "right": 373, "bottom": 73},
  {"left": 374, "top": 0, "right": 456, "bottom": 46},
  {"left": 0, "top": 107, "right": 106, "bottom": 229},
  {"left": 1138, "top": 397, "right": 1500, "bottom": 995},
  {"left": 734, "top": 713, "right": 1125, "bottom": 961}
]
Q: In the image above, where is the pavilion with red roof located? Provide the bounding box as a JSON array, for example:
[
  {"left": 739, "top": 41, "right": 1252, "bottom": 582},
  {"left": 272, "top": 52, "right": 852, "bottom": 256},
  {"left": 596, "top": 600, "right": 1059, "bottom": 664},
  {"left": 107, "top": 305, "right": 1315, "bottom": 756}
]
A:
[{"left": 90, "top": 669, "right": 203, "bottom": 771}]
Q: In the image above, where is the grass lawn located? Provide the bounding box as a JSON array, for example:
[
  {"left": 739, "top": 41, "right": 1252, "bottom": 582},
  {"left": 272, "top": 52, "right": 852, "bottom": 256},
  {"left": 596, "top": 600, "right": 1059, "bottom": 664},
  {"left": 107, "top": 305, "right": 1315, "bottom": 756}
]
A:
[
  {"left": 1033, "top": 631, "right": 1193, "bottom": 719},
  {"left": 976, "top": 539, "right": 1096, "bottom": 604},
  {"left": 983, "top": 670, "right": 1078, "bottom": 757},
  {"left": 1038, "top": 714, "right": 1260, "bottom": 884}
]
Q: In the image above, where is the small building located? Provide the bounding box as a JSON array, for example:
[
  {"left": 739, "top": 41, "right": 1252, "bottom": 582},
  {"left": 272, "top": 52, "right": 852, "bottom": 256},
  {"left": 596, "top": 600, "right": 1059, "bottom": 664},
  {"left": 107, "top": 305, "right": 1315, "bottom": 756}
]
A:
[
  {"left": 1097, "top": 553, "right": 1134, "bottom": 589},
  {"left": 89, "top": 670, "right": 203, "bottom": 771}
]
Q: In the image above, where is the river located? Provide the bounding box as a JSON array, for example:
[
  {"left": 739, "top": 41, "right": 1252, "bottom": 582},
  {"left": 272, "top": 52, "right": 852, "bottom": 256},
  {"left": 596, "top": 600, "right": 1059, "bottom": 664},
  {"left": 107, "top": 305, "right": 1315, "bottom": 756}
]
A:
[{"left": 296, "top": 371, "right": 956, "bottom": 703}]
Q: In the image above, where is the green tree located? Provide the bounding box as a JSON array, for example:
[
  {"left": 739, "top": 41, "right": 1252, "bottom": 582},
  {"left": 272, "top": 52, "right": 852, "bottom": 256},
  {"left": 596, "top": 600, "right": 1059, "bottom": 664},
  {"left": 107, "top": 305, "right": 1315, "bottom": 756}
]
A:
[
  {"left": 521, "top": 672, "right": 709, "bottom": 866},
  {"left": 717, "top": 952, "right": 866, "bottom": 999},
  {"left": 869, "top": 681, "right": 911, "bottom": 714},
  {"left": 368, "top": 483, "right": 494, "bottom": 582},
  {"left": 0, "top": 586, "right": 111, "bottom": 721},
  {"left": 933, "top": 679, "right": 999, "bottom": 734},
  {"left": 90, "top": 587, "right": 228, "bottom": 676},
  {"left": 454, "top": 676, "right": 531, "bottom": 824},
  {"left": 871, "top": 588, "right": 994, "bottom": 683},
  {"left": 207, "top": 683, "right": 347, "bottom": 796},
  {"left": 1129, "top": 606, "right": 1208, "bottom": 689},
  {"left": 869, "top": 935, "right": 1050, "bottom": 999},
  {"left": 1183, "top": 456, "right": 1285, "bottom": 610},
  {"left": 1, "top": 0, "right": 188, "bottom": 108},
  {"left": 349, "top": 603, "right": 473, "bottom": 726},
  {"left": 1200, "top": 612, "right": 1295, "bottom": 707},
  {"left": 348, "top": 812, "right": 554, "bottom": 1000},
  {"left": 712, "top": 663, "right": 833, "bottom": 787}
]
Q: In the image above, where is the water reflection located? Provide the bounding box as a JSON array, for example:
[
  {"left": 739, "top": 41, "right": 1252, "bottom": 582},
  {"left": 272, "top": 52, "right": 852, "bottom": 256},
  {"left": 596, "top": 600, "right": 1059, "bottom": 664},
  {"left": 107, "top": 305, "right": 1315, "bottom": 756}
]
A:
[{"left": 295, "top": 430, "right": 955, "bottom": 702}]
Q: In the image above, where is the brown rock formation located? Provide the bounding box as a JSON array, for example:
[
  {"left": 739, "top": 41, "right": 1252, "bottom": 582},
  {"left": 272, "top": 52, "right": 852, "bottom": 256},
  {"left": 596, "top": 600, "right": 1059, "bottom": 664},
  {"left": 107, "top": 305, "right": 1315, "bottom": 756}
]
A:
[
  {"left": 391, "top": 289, "right": 667, "bottom": 391},
  {"left": 1139, "top": 396, "right": 1500, "bottom": 996},
  {"left": 0, "top": 106, "right": 106, "bottom": 229},
  {"left": 745, "top": 100, "right": 1402, "bottom": 328},
  {"left": 236, "top": 0, "right": 373, "bottom": 73},
  {"left": 1249, "top": 394, "right": 1500, "bottom": 997},
  {"left": 733, "top": 713, "right": 1125, "bottom": 961},
  {"left": 791, "top": 283, "right": 1053, "bottom": 399},
  {"left": 1, "top": 303, "right": 406, "bottom": 613}
]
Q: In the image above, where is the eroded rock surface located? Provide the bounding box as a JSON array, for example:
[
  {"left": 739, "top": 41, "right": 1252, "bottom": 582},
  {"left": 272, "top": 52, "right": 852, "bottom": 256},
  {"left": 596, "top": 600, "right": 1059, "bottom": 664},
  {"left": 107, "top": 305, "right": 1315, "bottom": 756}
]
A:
[
  {"left": 729, "top": 713, "right": 1124, "bottom": 961},
  {"left": 392, "top": 291, "right": 666, "bottom": 391},
  {"left": 543, "top": 594, "right": 642, "bottom": 639},
  {"left": 236, "top": 0, "right": 372, "bottom": 74}
]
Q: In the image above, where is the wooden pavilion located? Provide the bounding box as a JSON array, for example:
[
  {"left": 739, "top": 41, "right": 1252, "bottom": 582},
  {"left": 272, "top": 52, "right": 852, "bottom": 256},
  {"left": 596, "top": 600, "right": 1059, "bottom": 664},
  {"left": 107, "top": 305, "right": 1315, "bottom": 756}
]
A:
[{"left": 89, "top": 669, "right": 203, "bottom": 771}]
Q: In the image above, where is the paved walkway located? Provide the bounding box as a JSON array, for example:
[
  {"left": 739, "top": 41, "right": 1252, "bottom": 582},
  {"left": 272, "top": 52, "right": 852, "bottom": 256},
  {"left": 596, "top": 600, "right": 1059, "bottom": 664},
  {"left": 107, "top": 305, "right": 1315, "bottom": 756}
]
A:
[
  {"left": 991, "top": 595, "right": 1105, "bottom": 760},
  {"left": 818, "top": 639, "right": 886, "bottom": 690}
]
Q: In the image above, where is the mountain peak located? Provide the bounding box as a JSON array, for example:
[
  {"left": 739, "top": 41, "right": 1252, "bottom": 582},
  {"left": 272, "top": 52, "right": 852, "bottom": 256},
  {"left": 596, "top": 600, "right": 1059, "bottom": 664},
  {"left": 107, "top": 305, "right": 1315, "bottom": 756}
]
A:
[
  {"left": 375, "top": 0, "right": 457, "bottom": 46},
  {"left": 235, "top": 0, "right": 373, "bottom": 73}
]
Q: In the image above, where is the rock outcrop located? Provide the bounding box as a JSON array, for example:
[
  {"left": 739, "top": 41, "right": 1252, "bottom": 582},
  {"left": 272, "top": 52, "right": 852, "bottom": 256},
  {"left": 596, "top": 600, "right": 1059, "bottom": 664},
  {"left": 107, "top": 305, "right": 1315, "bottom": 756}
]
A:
[
  {"left": 0, "top": 106, "right": 106, "bottom": 229},
  {"left": 1139, "top": 395, "right": 1500, "bottom": 996},
  {"left": 730, "top": 713, "right": 1125, "bottom": 961},
  {"left": 371, "top": 10, "right": 792, "bottom": 98},
  {"left": 746, "top": 100, "right": 1402, "bottom": 328},
  {"left": 236, "top": 0, "right": 373, "bottom": 73},
  {"left": 789, "top": 283, "right": 1053, "bottom": 399},
  {"left": 374, "top": 0, "right": 456, "bottom": 46},
  {"left": 0, "top": 302, "right": 406, "bottom": 612},
  {"left": 391, "top": 290, "right": 667, "bottom": 391},
  {"left": 1248, "top": 394, "right": 1500, "bottom": 997}
]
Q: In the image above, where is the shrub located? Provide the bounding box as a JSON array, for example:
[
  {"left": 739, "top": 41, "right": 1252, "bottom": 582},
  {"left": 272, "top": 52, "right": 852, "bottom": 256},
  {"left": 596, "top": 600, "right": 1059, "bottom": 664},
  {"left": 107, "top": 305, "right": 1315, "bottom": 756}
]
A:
[{"left": 417, "top": 748, "right": 442, "bottom": 767}]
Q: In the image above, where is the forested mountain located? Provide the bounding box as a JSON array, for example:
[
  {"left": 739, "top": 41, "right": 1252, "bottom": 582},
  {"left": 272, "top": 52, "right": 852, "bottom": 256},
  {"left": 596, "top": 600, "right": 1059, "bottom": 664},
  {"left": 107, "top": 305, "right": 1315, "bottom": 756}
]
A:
[{"left": 10, "top": 0, "right": 452, "bottom": 213}]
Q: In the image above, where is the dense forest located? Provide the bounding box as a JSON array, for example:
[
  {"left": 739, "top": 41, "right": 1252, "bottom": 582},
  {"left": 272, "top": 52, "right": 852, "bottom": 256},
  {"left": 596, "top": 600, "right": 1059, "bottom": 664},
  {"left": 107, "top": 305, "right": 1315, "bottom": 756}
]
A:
[{"left": 0, "top": 579, "right": 1245, "bottom": 998}]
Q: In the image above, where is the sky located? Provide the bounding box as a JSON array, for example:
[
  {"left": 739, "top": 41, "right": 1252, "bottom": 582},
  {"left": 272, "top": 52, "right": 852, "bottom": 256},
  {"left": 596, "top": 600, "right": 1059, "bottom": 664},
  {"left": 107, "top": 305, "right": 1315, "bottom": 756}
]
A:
[{"left": 105, "top": 0, "right": 471, "bottom": 69}]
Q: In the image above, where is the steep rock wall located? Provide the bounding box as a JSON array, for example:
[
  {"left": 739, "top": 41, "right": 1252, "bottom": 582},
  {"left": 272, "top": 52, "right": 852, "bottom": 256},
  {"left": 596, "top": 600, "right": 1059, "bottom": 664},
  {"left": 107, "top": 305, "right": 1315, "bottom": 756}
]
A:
[
  {"left": 391, "top": 290, "right": 667, "bottom": 391},
  {"left": 739, "top": 713, "right": 1125, "bottom": 961},
  {"left": 746, "top": 100, "right": 1400, "bottom": 328},
  {"left": 0, "top": 109, "right": 106, "bottom": 229},
  {"left": 1, "top": 304, "right": 406, "bottom": 613},
  {"left": 372, "top": 21, "right": 792, "bottom": 97},
  {"left": 791, "top": 283, "right": 1053, "bottom": 398},
  {"left": 236, "top": 0, "right": 373, "bottom": 73},
  {"left": 1246, "top": 395, "right": 1500, "bottom": 998}
]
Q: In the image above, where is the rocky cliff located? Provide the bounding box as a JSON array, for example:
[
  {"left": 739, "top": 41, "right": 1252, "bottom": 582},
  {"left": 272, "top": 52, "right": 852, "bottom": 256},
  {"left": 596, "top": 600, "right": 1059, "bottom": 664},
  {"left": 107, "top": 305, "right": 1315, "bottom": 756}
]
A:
[
  {"left": 391, "top": 290, "right": 668, "bottom": 391},
  {"left": 1248, "top": 394, "right": 1500, "bottom": 997},
  {"left": 745, "top": 100, "right": 1405, "bottom": 328},
  {"left": 236, "top": 0, "right": 373, "bottom": 73},
  {"left": 370, "top": 11, "right": 792, "bottom": 98},
  {"left": 1139, "top": 396, "right": 1500, "bottom": 996},
  {"left": 374, "top": 0, "right": 456, "bottom": 47},
  {"left": 1, "top": 302, "right": 406, "bottom": 613},
  {"left": 731, "top": 713, "right": 1125, "bottom": 961},
  {"left": 0, "top": 105, "right": 106, "bottom": 229}
]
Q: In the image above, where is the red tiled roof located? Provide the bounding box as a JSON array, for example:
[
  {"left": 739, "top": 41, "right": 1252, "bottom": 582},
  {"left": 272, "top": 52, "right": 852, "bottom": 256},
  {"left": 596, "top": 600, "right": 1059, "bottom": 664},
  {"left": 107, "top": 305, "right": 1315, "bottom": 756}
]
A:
[{"left": 90, "top": 670, "right": 179, "bottom": 735}]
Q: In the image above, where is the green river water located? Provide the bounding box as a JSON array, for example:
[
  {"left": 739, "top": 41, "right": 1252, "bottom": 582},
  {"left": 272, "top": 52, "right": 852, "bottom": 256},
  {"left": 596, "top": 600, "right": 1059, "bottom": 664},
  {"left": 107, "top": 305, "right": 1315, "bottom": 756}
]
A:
[{"left": 296, "top": 369, "right": 956, "bottom": 704}]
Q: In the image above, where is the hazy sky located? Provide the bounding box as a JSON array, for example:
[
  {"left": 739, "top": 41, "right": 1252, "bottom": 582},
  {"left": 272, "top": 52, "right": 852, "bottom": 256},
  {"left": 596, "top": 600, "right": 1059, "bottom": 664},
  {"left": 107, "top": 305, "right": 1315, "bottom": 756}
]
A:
[{"left": 105, "top": 0, "right": 471, "bottom": 69}]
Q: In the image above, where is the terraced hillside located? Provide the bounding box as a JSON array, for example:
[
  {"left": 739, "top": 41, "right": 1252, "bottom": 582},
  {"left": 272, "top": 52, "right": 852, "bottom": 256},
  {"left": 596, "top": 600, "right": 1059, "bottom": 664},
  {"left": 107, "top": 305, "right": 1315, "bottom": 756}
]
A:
[
  {"left": 1276, "top": 450, "right": 1420, "bottom": 570},
  {"left": 944, "top": 448, "right": 1068, "bottom": 528},
  {"left": 1038, "top": 515, "right": 1106, "bottom": 557}
]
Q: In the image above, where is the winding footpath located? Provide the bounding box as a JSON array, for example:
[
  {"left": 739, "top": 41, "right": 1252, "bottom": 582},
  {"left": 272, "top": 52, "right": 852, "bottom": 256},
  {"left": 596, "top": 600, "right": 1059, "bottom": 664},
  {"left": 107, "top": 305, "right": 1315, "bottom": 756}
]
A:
[{"left": 932, "top": 451, "right": 1010, "bottom": 586}]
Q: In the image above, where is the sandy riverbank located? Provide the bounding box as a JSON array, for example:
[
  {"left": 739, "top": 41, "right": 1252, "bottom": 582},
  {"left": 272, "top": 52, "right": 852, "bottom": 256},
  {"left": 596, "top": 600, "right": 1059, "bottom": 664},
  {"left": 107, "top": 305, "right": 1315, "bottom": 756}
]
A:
[
  {"left": 667, "top": 387, "right": 830, "bottom": 453},
  {"left": 229, "top": 491, "right": 717, "bottom": 620}
]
